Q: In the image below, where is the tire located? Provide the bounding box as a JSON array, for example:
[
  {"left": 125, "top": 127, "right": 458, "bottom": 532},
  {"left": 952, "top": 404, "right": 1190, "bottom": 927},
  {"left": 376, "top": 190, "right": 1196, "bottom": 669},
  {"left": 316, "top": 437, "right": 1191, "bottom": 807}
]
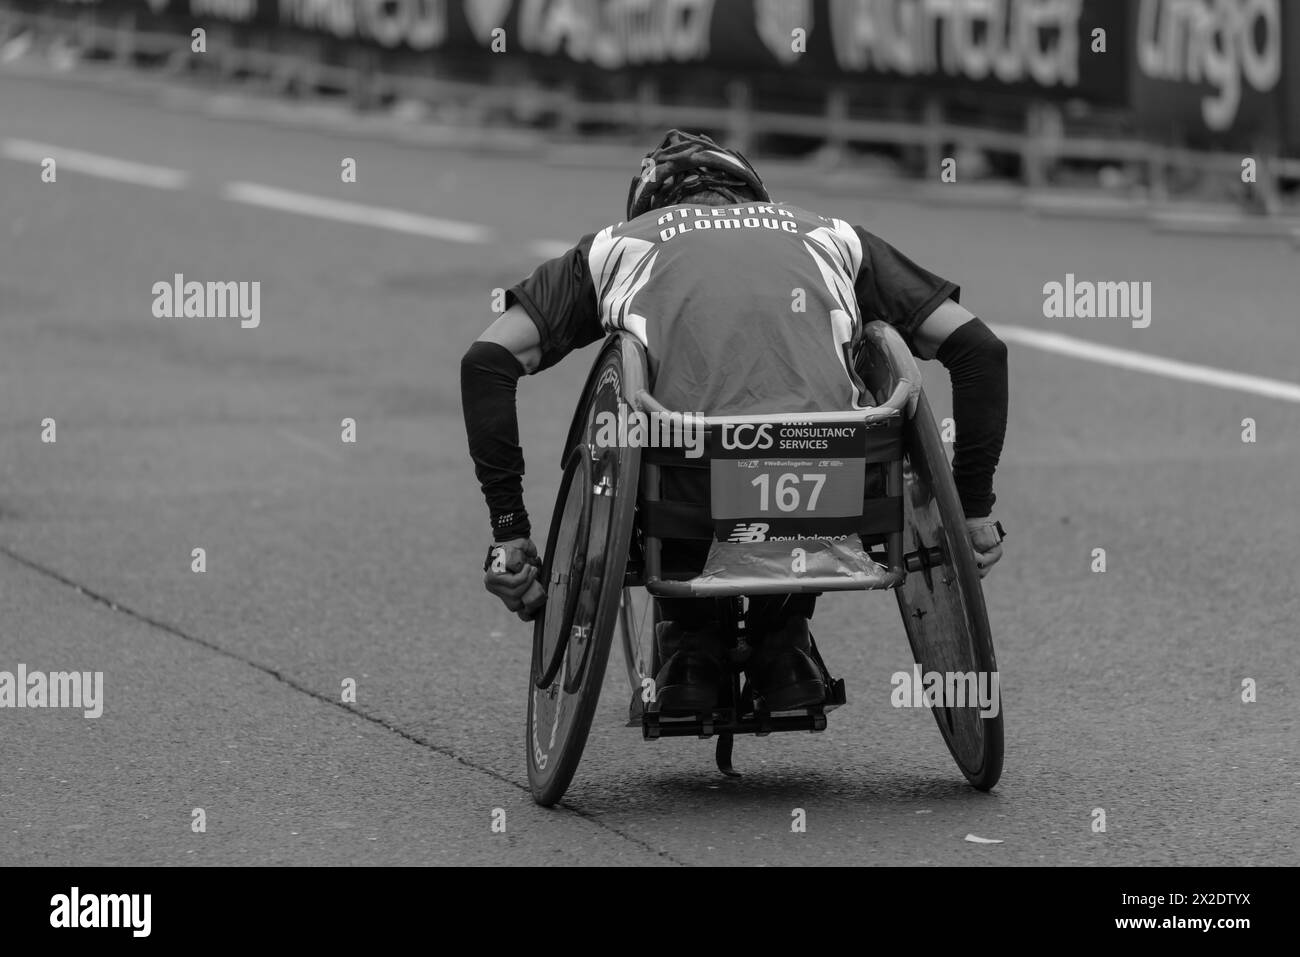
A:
[
  {"left": 526, "top": 338, "right": 642, "bottom": 806},
  {"left": 895, "top": 389, "right": 1004, "bottom": 791}
]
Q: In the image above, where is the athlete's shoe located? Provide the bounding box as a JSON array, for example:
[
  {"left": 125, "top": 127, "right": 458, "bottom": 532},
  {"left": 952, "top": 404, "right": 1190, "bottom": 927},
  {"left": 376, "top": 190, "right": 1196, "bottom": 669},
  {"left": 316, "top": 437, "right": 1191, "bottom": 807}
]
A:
[
  {"left": 652, "top": 621, "right": 724, "bottom": 714},
  {"left": 744, "top": 616, "right": 826, "bottom": 711}
]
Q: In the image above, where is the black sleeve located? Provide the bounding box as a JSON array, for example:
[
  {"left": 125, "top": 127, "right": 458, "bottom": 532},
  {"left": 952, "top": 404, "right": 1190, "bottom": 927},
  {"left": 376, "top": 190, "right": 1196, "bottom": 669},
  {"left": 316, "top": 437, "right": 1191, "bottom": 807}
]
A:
[
  {"left": 852, "top": 226, "right": 960, "bottom": 353},
  {"left": 935, "top": 318, "right": 1008, "bottom": 519},
  {"left": 507, "top": 233, "right": 603, "bottom": 372},
  {"left": 461, "top": 341, "right": 532, "bottom": 542}
]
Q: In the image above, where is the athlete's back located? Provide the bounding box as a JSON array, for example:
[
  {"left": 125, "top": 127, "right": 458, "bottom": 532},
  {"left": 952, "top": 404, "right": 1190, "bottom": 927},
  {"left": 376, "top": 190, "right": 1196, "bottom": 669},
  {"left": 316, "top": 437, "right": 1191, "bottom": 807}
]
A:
[{"left": 588, "top": 201, "right": 871, "bottom": 416}]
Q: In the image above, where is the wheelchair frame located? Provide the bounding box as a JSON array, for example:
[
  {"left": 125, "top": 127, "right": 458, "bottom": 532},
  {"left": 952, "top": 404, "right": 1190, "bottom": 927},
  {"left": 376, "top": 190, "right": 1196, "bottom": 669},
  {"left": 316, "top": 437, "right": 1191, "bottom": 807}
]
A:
[{"left": 526, "top": 321, "right": 1003, "bottom": 806}]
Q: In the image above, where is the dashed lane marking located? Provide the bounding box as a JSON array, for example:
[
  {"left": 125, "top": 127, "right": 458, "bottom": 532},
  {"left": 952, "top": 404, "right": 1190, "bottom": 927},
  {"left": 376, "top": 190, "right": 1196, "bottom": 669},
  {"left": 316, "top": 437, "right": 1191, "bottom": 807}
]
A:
[
  {"left": 2, "top": 137, "right": 190, "bottom": 189},
  {"left": 222, "top": 181, "right": 494, "bottom": 243}
]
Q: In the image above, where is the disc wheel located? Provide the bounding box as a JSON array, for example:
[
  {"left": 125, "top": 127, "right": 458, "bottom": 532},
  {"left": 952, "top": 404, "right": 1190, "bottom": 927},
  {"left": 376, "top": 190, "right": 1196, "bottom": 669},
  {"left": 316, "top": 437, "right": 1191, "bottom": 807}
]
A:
[
  {"left": 896, "top": 389, "right": 1004, "bottom": 791},
  {"left": 526, "top": 340, "right": 641, "bottom": 806}
]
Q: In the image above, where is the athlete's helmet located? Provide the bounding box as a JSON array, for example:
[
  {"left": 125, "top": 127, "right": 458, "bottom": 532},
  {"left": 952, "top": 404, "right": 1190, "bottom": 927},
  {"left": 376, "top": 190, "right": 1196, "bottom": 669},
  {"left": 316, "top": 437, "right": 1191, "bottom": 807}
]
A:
[{"left": 626, "top": 129, "right": 770, "bottom": 221}]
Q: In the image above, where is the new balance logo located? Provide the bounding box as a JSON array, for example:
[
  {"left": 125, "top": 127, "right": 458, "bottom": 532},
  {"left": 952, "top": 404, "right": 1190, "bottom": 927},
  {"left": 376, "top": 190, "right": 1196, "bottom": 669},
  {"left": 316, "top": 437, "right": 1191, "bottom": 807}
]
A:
[{"left": 726, "top": 522, "right": 770, "bottom": 543}]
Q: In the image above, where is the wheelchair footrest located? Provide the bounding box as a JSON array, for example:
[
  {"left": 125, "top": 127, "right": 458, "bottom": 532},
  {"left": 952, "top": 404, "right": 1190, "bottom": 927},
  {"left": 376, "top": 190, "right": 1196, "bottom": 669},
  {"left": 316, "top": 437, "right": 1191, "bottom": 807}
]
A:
[{"left": 641, "top": 678, "right": 845, "bottom": 740}]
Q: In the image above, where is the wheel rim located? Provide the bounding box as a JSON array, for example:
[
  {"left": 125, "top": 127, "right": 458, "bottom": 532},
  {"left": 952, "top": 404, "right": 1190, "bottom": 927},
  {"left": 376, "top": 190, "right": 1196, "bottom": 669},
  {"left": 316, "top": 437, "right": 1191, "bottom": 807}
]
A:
[
  {"left": 896, "top": 391, "right": 1002, "bottom": 787},
  {"left": 527, "top": 341, "right": 642, "bottom": 798},
  {"left": 533, "top": 448, "right": 592, "bottom": 690},
  {"left": 562, "top": 452, "right": 611, "bottom": 695},
  {"left": 900, "top": 457, "right": 986, "bottom": 770}
]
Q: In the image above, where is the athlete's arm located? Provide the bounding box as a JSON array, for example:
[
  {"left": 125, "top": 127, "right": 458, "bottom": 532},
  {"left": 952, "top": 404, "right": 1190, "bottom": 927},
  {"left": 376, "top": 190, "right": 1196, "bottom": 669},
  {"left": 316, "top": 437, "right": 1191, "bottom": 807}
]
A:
[
  {"left": 912, "top": 300, "right": 1008, "bottom": 518},
  {"left": 461, "top": 236, "right": 601, "bottom": 616},
  {"left": 477, "top": 304, "right": 543, "bottom": 373},
  {"left": 851, "top": 227, "right": 1008, "bottom": 575},
  {"left": 913, "top": 301, "right": 1009, "bottom": 576},
  {"left": 461, "top": 307, "right": 538, "bottom": 543},
  {"left": 911, "top": 298, "right": 975, "bottom": 360},
  {"left": 461, "top": 308, "right": 547, "bottom": 619},
  {"left": 462, "top": 231, "right": 599, "bottom": 538}
]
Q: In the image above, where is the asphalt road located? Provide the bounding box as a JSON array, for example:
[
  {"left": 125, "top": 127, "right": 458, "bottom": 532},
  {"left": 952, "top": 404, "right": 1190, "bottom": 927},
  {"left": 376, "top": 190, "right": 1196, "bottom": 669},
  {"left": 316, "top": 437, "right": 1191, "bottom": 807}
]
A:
[{"left": 1, "top": 66, "right": 1297, "bottom": 866}]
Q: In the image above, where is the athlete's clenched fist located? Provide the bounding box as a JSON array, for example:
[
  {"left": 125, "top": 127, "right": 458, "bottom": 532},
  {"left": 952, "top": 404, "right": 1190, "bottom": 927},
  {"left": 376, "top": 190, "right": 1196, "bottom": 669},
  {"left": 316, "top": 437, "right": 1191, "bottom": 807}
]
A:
[
  {"left": 484, "top": 538, "right": 547, "bottom": 621},
  {"left": 965, "top": 518, "right": 1006, "bottom": 578}
]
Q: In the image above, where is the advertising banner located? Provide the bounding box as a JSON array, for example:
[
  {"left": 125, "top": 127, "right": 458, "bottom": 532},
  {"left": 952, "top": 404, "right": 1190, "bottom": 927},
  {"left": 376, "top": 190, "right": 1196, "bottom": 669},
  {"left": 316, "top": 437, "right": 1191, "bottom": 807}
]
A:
[
  {"left": 18, "top": 0, "right": 1130, "bottom": 102},
  {"left": 1129, "top": 0, "right": 1288, "bottom": 146}
]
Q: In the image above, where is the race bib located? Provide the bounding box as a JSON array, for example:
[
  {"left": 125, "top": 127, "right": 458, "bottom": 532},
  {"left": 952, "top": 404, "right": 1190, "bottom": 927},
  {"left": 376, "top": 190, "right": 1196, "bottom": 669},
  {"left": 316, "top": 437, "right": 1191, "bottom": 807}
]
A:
[{"left": 709, "top": 422, "right": 867, "bottom": 542}]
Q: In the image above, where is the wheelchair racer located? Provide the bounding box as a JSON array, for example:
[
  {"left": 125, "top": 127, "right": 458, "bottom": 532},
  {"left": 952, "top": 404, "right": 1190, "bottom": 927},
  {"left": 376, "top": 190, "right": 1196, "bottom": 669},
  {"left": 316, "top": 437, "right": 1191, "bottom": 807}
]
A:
[{"left": 462, "top": 130, "right": 1008, "bottom": 714}]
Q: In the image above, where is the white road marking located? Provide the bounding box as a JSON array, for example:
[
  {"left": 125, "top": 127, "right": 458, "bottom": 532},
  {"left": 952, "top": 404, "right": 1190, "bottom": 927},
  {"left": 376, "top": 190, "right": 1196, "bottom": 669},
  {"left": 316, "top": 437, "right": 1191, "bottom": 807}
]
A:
[
  {"left": 989, "top": 323, "right": 1300, "bottom": 404},
  {"left": 1, "top": 138, "right": 190, "bottom": 189},
  {"left": 222, "top": 181, "right": 494, "bottom": 244}
]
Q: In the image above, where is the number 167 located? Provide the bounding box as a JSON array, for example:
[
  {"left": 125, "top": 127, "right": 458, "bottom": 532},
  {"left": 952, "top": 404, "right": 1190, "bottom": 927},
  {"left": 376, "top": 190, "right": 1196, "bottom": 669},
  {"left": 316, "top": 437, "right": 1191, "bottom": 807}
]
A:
[{"left": 751, "top": 473, "right": 826, "bottom": 512}]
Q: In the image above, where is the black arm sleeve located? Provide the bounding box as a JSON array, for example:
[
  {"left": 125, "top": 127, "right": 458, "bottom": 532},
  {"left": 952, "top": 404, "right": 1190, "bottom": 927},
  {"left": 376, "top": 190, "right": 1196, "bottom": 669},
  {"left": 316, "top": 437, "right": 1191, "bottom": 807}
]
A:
[
  {"left": 935, "top": 318, "right": 1008, "bottom": 519},
  {"left": 461, "top": 236, "right": 602, "bottom": 541},
  {"left": 461, "top": 340, "right": 532, "bottom": 542}
]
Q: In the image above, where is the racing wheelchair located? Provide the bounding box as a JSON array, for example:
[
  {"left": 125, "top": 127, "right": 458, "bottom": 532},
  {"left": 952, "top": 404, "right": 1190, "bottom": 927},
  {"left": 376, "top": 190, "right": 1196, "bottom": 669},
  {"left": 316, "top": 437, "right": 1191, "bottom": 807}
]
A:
[{"left": 526, "top": 320, "right": 1002, "bottom": 806}]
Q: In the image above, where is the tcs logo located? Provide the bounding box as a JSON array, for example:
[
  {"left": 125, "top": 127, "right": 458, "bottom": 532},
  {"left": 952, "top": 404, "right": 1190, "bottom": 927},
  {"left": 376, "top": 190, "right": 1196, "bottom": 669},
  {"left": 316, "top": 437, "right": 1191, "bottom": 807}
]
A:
[{"left": 720, "top": 423, "right": 773, "bottom": 451}]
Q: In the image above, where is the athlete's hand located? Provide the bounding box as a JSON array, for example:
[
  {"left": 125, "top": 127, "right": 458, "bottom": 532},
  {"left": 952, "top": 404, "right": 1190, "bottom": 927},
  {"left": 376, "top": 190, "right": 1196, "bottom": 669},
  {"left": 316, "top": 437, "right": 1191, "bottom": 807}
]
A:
[
  {"left": 484, "top": 538, "right": 547, "bottom": 621},
  {"left": 965, "top": 517, "right": 1006, "bottom": 579}
]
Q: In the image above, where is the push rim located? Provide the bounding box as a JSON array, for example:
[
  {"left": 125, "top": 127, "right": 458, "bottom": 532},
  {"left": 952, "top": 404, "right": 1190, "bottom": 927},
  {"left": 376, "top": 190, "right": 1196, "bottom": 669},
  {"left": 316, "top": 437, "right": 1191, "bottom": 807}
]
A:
[{"left": 532, "top": 447, "right": 593, "bottom": 690}]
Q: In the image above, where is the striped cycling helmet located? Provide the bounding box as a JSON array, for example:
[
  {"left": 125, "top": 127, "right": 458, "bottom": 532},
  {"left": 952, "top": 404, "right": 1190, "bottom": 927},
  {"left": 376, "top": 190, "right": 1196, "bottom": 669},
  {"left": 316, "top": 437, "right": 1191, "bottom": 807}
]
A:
[{"left": 626, "top": 129, "right": 770, "bottom": 221}]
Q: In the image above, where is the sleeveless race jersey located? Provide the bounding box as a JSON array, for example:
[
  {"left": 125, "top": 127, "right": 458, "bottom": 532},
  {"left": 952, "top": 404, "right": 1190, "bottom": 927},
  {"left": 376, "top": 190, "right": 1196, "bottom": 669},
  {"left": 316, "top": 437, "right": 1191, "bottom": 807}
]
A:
[{"left": 505, "top": 202, "right": 958, "bottom": 417}]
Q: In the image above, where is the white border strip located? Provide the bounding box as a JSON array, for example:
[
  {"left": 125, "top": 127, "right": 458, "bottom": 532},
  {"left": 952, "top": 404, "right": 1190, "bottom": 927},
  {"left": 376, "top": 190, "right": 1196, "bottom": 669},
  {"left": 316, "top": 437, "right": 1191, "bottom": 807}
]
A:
[{"left": 989, "top": 323, "right": 1300, "bottom": 404}]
